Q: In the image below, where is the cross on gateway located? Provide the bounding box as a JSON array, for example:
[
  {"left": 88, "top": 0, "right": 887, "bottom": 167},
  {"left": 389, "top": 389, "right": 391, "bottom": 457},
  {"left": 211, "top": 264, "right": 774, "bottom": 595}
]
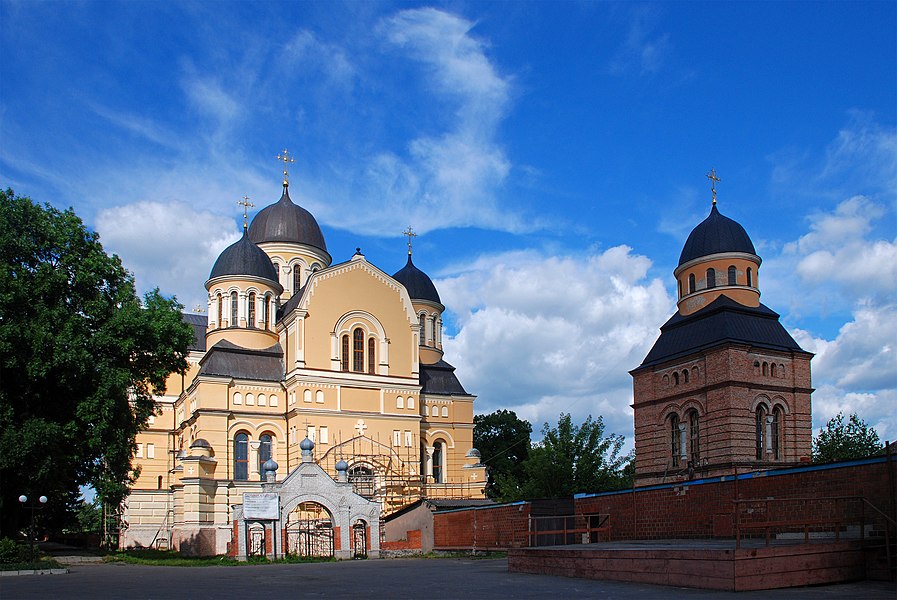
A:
[{"left": 355, "top": 419, "right": 367, "bottom": 436}]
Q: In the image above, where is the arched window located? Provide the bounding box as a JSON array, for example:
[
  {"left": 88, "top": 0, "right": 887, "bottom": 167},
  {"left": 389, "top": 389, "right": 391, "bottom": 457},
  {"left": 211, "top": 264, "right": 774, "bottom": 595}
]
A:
[
  {"left": 673, "top": 372, "right": 680, "bottom": 386},
  {"left": 688, "top": 410, "right": 700, "bottom": 463},
  {"left": 706, "top": 268, "right": 716, "bottom": 289},
  {"left": 157, "top": 475, "right": 163, "bottom": 490},
  {"left": 419, "top": 314, "right": 427, "bottom": 345},
  {"left": 368, "top": 338, "right": 375, "bottom": 374},
  {"left": 747, "top": 267, "right": 753, "bottom": 287},
  {"left": 396, "top": 396, "right": 404, "bottom": 409},
  {"left": 248, "top": 292, "right": 256, "bottom": 328},
  {"left": 771, "top": 407, "right": 783, "bottom": 460},
  {"left": 349, "top": 464, "right": 374, "bottom": 499},
  {"left": 678, "top": 279, "right": 682, "bottom": 298},
  {"left": 234, "top": 432, "right": 249, "bottom": 481},
  {"left": 683, "top": 369, "right": 689, "bottom": 384},
  {"left": 217, "top": 294, "right": 223, "bottom": 328},
  {"left": 341, "top": 335, "right": 349, "bottom": 371},
  {"left": 258, "top": 433, "right": 272, "bottom": 480},
  {"left": 755, "top": 404, "right": 768, "bottom": 460},
  {"left": 353, "top": 328, "right": 364, "bottom": 372},
  {"left": 432, "top": 441, "right": 444, "bottom": 483},
  {"left": 688, "top": 273, "right": 696, "bottom": 294},
  {"left": 770, "top": 363, "right": 777, "bottom": 377},
  {"left": 230, "top": 291, "right": 238, "bottom": 328},
  {"left": 263, "top": 294, "right": 270, "bottom": 330},
  {"left": 762, "top": 362, "right": 768, "bottom": 376},
  {"left": 728, "top": 265, "right": 737, "bottom": 286},
  {"left": 293, "top": 265, "right": 302, "bottom": 294},
  {"left": 670, "top": 415, "right": 681, "bottom": 467},
  {"left": 441, "top": 406, "right": 448, "bottom": 418}
]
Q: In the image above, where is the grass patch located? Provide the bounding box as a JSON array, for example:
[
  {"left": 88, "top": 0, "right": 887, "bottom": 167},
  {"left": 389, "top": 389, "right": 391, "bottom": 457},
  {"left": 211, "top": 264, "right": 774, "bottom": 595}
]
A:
[
  {"left": 0, "top": 557, "right": 65, "bottom": 571},
  {"left": 418, "top": 550, "right": 507, "bottom": 560},
  {"left": 106, "top": 548, "right": 335, "bottom": 567}
]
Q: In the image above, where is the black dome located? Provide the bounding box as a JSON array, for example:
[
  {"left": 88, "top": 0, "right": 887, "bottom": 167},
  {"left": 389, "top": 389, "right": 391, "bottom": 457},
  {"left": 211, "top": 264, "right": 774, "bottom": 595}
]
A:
[
  {"left": 678, "top": 205, "right": 757, "bottom": 266},
  {"left": 209, "top": 230, "right": 279, "bottom": 284},
  {"left": 248, "top": 186, "right": 327, "bottom": 252},
  {"left": 392, "top": 255, "right": 441, "bottom": 304}
]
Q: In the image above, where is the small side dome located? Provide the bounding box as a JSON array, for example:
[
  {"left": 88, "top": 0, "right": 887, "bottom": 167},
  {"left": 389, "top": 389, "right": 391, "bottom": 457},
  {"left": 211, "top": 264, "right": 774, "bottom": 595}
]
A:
[
  {"left": 678, "top": 205, "right": 757, "bottom": 266},
  {"left": 190, "top": 439, "right": 211, "bottom": 449},
  {"left": 466, "top": 448, "right": 481, "bottom": 459},
  {"left": 248, "top": 186, "right": 327, "bottom": 252},
  {"left": 208, "top": 230, "right": 279, "bottom": 284},
  {"left": 299, "top": 436, "right": 315, "bottom": 451},
  {"left": 262, "top": 458, "right": 279, "bottom": 473},
  {"left": 335, "top": 459, "right": 348, "bottom": 472},
  {"left": 392, "top": 255, "right": 441, "bottom": 304}
]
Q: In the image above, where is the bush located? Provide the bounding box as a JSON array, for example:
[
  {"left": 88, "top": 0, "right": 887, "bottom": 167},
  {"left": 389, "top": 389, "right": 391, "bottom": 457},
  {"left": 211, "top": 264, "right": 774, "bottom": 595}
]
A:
[{"left": 0, "top": 538, "right": 28, "bottom": 564}]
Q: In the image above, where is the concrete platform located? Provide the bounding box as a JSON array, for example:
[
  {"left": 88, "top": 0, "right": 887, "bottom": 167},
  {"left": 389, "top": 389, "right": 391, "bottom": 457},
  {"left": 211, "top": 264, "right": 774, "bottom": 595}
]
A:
[{"left": 508, "top": 539, "right": 868, "bottom": 591}]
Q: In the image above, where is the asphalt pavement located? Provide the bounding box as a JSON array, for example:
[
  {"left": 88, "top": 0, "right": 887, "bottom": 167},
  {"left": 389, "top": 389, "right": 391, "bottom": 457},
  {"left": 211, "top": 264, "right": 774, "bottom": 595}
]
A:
[{"left": 1, "top": 557, "right": 894, "bottom": 600}]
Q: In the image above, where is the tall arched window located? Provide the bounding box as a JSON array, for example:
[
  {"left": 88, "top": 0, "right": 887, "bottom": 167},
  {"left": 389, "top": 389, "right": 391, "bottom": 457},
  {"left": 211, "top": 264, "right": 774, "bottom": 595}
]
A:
[
  {"left": 353, "top": 328, "right": 364, "bottom": 372},
  {"left": 263, "top": 294, "right": 270, "bottom": 330},
  {"left": 706, "top": 268, "right": 716, "bottom": 289},
  {"left": 670, "top": 415, "right": 681, "bottom": 467},
  {"left": 248, "top": 292, "right": 256, "bottom": 328},
  {"left": 234, "top": 432, "right": 249, "bottom": 481},
  {"left": 688, "top": 273, "right": 696, "bottom": 294},
  {"left": 678, "top": 279, "right": 682, "bottom": 298},
  {"left": 217, "top": 293, "right": 223, "bottom": 328},
  {"left": 683, "top": 369, "right": 689, "bottom": 384},
  {"left": 293, "top": 265, "right": 302, "bottom": 294},
  {"left": 762, "top": 362, "right": 768, "bottom": 376},
  {"left": 747, "top": 267, "right": 753, "bottom": 287},
  {"left": 688, "top": 410, "right": 700, "bottom": 463},
  {"left": 341, "top": 335, "right": 349, "bottom": 371},
  {"left": 770, "top": 363, "right": 777, "bottom": 377},
  {"left": 755, "top": 404, "right": 769, "bottom": 460},
  {"left": 673, "top": 372, "right": 680, "bottom": 386},
  {"left": 367, "top": 338, "right": 375, "bottom": 374},
  {"left": 230, "top": 291, "right": 238, "bottom": 328},
  {"left": 258, "top": 433, "right": 272, "bottom": 480},
  {"left": 432, "top": 441, "right": 444, "bottom": 483},
  {"left": 419, "top": 314, "right": 427, "bottom": 345},
  {"left": 771, "top": 407, "right": 783, "bottom": 460},
  {"left": 728, "top": 265, "right": 737, "bottom": 286}
]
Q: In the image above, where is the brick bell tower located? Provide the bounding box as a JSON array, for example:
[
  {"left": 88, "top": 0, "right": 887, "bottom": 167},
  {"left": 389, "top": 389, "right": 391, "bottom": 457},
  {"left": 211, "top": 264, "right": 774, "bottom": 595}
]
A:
[{"left": 630, "top": 172, "right": 813, "bottom": 487}]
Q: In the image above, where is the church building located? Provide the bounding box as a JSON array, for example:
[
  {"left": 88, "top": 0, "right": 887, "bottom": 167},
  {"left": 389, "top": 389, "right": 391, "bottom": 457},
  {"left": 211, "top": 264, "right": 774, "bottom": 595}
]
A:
[
  {"left": 121, "top": 152, "right": 486, "bottom": 556},
  {"left": 631, "top": 173, "right": 814, "bottom": 486}
]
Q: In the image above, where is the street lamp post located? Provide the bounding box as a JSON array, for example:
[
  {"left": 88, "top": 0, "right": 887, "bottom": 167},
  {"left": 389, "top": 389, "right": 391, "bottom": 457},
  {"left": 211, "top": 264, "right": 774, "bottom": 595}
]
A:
[{"left": 18, "top": 494, "right": 47, "bottom": 562}]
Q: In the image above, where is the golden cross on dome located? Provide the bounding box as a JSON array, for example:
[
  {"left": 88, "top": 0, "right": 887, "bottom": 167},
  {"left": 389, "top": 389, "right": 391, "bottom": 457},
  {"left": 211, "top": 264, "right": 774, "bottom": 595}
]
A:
[
  {"left": 276, "top": 149, "right": 296, "bottom": 186},
  {"left": 706, "top": 168, "right": 721, "bottom": 205},
  {"left": 237, "top": 195, "right": 254, "bottom": 230},
  {"left": 402, "top": 226, "right": 417, "bottom": 256}
]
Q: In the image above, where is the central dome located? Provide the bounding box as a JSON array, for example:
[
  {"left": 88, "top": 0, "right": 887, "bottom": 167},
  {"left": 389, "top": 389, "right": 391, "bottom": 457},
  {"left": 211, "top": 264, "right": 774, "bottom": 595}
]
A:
[
  {"left": 678, "top": 204, "right": 757, "bottom": 266},
  {"left": 248, "top": 186, "right": 327, "bottom": 252}
]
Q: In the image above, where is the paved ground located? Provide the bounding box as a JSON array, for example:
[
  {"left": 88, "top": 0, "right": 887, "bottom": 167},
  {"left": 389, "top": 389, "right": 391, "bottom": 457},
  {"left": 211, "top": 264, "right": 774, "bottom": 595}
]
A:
[{"left": 1, "top": 558, "right": 894, "bottom": 599}]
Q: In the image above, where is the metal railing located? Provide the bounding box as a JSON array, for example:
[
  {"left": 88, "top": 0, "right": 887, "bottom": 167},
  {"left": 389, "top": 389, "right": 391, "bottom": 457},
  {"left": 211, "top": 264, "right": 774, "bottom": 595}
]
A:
[
  {"left": 733, "top": 495, "right": 892, "bottom": 550},
  {"left": 528, "top": 513, "right": 610, "bottom": 547}
]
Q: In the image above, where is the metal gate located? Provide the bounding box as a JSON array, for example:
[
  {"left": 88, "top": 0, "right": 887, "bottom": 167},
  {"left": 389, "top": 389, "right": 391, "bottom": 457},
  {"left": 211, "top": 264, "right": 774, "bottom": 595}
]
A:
[
  {"left": 352, "top": 521, "right": 367, "bottom": 558},
  {"left": 286, "top": 502, "right": 334, "bottom": 558},
  {"left": 248, "top": 524, "right": 266, "bottom": 557}
]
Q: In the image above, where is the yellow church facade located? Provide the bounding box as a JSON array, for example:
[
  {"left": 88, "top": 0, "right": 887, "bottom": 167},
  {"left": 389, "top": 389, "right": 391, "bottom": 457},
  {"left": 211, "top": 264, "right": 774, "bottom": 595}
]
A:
[{"left": 121, "top": 161, "right": 486, "bottom": 555}]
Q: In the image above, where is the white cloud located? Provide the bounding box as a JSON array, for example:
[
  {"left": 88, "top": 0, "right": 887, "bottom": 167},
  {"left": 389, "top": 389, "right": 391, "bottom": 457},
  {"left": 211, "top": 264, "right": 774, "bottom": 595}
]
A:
[
  {"left": 439, "top": 246, "right": 673, "bottom": 444},
  {"left": 609, "top": 7, "right": 672, "bottom": 76},
  {"left": 95, "top": 201, "right": 240, "bottom": 311}
]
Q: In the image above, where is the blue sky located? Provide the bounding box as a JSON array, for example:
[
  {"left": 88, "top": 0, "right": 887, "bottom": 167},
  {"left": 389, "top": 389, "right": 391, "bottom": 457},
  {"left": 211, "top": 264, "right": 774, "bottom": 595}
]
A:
[{"left": 2, "top": 1, "right": 895, "bottom": 447}]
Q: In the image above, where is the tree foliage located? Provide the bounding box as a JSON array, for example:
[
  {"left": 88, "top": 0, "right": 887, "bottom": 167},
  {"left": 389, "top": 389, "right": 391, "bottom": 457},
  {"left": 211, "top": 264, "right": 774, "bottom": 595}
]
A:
[
  {"left": 812, "top": 412, "right": 883, "bottom": 463},
  {"left": 0, "top": 189, "right": 193, "bottom": 537},
  {"left": 474, "top": 410, "right": 532, "bottom": 501}
]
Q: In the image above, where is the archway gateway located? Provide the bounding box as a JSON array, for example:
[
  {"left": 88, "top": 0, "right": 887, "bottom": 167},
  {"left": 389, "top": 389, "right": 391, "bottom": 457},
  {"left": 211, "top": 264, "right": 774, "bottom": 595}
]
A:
[{"left": 232, "top": 438, "right": 381, "bottom": 560}]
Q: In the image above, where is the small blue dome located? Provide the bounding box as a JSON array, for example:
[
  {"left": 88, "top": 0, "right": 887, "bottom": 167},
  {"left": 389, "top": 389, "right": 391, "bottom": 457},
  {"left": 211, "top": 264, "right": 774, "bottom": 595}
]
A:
[
  {"left": 262, "top": 458, "right": 278, "bottom": 473},
  {"left": 678, "top": 204, "right": 757, "bottom": 266},
  {"left": 335, "top": 459, "right": 348, "bottom": 472},
  {"left": 392, "top": 255, "right": 441, "bottom": 304},
  {"left": 299, "top": 437, "right": 315, "bottom": 451}
]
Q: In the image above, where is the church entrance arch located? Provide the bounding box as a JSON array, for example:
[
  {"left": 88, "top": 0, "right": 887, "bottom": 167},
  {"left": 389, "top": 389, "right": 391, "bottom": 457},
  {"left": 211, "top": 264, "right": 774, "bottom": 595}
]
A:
[{"left": 285, "top": 502, "right": 334, "bottom": 558}]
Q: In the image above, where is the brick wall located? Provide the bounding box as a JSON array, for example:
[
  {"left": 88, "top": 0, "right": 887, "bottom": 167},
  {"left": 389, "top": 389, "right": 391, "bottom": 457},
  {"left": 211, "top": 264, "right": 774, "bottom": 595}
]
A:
[
  {"left": 433, "top": 502, "right": 531, "bottom": 550},
  {"left": 432, "top": 457, "right": 895, "bottom": 549},
  {"left": 381, "top": 529, "right": 423, "bottom": 551}
]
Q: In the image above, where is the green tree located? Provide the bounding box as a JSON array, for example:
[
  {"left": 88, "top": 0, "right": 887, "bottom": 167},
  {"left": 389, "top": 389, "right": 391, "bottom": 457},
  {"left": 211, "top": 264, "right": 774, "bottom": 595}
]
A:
[
  {"left": 0, "top": 189, "right": 193, "bottom": 537},
  {"left": 474, "top": 410, "right": 532, "bottom": 501},
  {"left": 513, "top": 413, "right": 632, "bottom": 500},
  {"left": 812, "top": 412, "right": 883, "bottom": 463}
]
